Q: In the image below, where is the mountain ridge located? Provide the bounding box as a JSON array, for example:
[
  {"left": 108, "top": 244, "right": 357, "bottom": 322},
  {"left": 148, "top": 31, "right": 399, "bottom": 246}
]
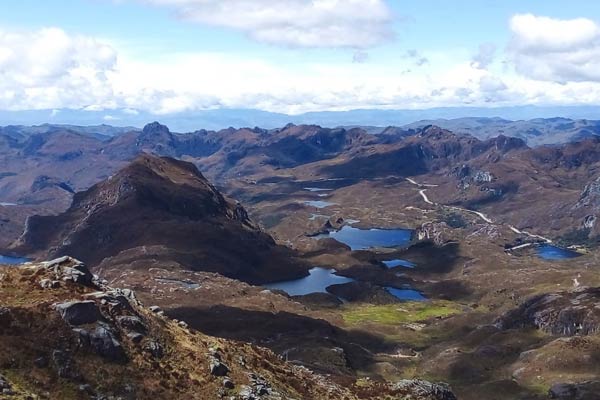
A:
[{"left": 11, "top": 153, "right": 308, "bottom": 284}]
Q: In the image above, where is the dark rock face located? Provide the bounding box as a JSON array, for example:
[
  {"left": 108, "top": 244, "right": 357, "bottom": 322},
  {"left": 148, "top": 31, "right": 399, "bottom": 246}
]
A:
[
  {"left": 56, "top": 300, "right": 101, "bottom": 326},
  {"left": 209, "top": 359, "right": 230, "bottom": 377},
  {"left": 496, "top": 288, "right": 600, "bottom": 336},
  {"left": 87, "top": 324, "right": 126, "bottom": 362},
  {"left": 116, "top": 315, "right": 147, "bottom": 334},
  {"left": 549, "top": 381, "right": 600, "bottom": 400},
  {"left": 390, "top": 379, "right": 457, "bottom": 400},
  {"left": 30, "top": 175, "right": 74, "bottom": 194}
]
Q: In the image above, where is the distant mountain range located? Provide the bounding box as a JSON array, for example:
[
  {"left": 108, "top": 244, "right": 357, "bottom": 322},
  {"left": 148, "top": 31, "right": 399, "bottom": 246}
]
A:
[
  {"left": 3, "top": 121, "right": 600, "bottom": 247},
  {"left": 1, "top": 105, "right": 599, "bottom": 132},
  {"left": 400, "top": 117, "right": 600, "bottom": 146}
]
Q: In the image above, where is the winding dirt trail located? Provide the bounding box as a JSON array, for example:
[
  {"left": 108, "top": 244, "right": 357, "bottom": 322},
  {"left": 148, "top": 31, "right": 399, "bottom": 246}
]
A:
[
  {"left": 406, "top": 177, "right": 552, "bottom": 243},
  {"left": 418, "top": 189, "right": 435, "bottom": 205}
]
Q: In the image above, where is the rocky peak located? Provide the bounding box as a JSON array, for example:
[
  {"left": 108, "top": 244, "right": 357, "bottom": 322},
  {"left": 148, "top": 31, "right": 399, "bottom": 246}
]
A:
[
  {"left": 70, "top": 154, "right": 247, "bottom": 224},
  {"left": 485, "top": 135, "right": 528, "bottom": 153},
  {"left": 135, "top": 122, "right": 176, "bottom": 156},
  {"left": 141, "top": 121, "right": 171, "bottom": 138}
]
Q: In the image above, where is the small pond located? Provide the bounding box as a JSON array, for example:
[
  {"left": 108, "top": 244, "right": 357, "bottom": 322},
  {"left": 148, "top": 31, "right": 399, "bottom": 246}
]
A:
[
  {"left": 264, "top": 267, "right": 354, "bottom": 296},
  {"left": 537, "top": 244, "right": 582, "bottom": 261},
  {"left": 383, "top": 259, "right": 416, "bottom": 269},
  {"left": 386, "top": 287, "right": 427, "bottom": 301},
  {"left": 317, "top": 226, "right": 413, "bottom": 251}
]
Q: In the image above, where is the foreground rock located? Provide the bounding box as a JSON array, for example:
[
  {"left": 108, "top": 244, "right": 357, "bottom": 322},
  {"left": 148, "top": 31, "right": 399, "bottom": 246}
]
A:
[
  {"left": 56, "top": 300, "right": 101, "bottom": 325},
  {"left": 0, "top": 257, "right": 458, "bottom": 399}
]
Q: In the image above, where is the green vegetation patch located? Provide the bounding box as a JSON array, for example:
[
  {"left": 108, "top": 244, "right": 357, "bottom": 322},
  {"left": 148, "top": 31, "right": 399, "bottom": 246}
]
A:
[{"left": 342, "top": 301, "right": 464, "bottom": 325}]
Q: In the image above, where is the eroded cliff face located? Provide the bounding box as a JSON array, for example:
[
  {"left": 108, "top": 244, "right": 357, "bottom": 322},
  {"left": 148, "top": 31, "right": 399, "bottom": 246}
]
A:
[{"left": 497, "top": 287, "right": 600, "bottom": 336}]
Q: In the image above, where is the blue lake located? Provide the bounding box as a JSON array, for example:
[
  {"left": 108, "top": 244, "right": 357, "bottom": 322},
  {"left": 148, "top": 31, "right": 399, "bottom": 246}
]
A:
[
  {"left": 0, "top": 255, "right": 30, "bottom": 265},
  {"left": 265, "top": 267, "right": 354, "bottom": 296},
  {"left": 383, "top": 259, "right": 416, "bottom": 269},
  {"left": 319, "top": 226, "right": 413, "bottom": 250},
  {"left": 537, "top": 245, "right": 582, "bottom": 260},
  {"left": 386, "top": 287, "right": 427, "bottom": 301}
]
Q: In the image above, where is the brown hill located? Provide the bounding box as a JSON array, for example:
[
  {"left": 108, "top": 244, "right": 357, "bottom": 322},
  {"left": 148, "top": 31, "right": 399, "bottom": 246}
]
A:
[{"left": 11, "top": 154, "right": 308, "bottom": 284}]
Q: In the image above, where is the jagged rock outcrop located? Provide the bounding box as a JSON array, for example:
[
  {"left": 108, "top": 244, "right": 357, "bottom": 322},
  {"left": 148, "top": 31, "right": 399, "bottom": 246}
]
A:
[
  {"left": 496, "top": 287, "right": 600, "bottom": 336},
  {"left": 56, "top": 300, "right": 101, "bottom": 326},
  {"left": 416, "top": 222, "right": 451, "bottom": 245}
]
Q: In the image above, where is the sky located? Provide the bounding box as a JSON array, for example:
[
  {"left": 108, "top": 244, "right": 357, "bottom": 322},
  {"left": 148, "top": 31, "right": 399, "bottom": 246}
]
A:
[{"left": 1, "top": 0, "right": 600, "bottom": 118}]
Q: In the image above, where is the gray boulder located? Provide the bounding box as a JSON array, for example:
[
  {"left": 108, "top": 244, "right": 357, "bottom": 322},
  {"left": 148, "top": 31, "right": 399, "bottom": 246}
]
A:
[
  {"left": 391, "top": 379, "right": 457, "bottom": 400},
  {"left": 56, "top": 300, "right": 101, "bottom": 326},
  {"left": 77, "top": 324, "right": 126, "bottom": 362},
  {"left": 40, "top": 279, "right": 60, "bottom": 289},
  {"left": 144, "top": 340, "right": 164, "bottom": 359},
  {"left": 116, "top": 315, "right": 146, "bottom": 333},
  {"left": 209, "top": 358, "right": 230, "bottom": 377},
  {"left": 42, "top": 256, "right": 94, "bottom": 286}
]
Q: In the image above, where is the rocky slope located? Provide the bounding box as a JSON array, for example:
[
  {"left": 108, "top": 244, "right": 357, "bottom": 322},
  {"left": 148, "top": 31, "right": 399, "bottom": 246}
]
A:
[
  {"left": 10, "top": 154, "right": 308, "bottom": 284},
  {"left": 0, "top": 256, "right": 458, "bottom": 400},
  {"left": 497, "top": 287, "right": 600, "bottom": 336}
]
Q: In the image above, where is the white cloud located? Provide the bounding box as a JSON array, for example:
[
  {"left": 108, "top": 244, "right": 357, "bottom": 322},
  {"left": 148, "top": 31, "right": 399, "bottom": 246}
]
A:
[
  {"left": 404, "top": 49, "right": 429, "bottom": 66},
  {"left": 3, "top": 24, "right": 600, "bottom": 116},
  {"left": 471, "top": 43, "right": 496, "bottom": 69},
  {"left": 139, "top": 0, "right": 394, "bottom": 48},
  {"left": 0, "top": 27, "right": 117, "bottom": 110},
  {"left": 508, "top": 14, "right": 600, "bottom": 82},
  {"left": 352, "top": 51, "right": 369, "bottom": 64}
]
